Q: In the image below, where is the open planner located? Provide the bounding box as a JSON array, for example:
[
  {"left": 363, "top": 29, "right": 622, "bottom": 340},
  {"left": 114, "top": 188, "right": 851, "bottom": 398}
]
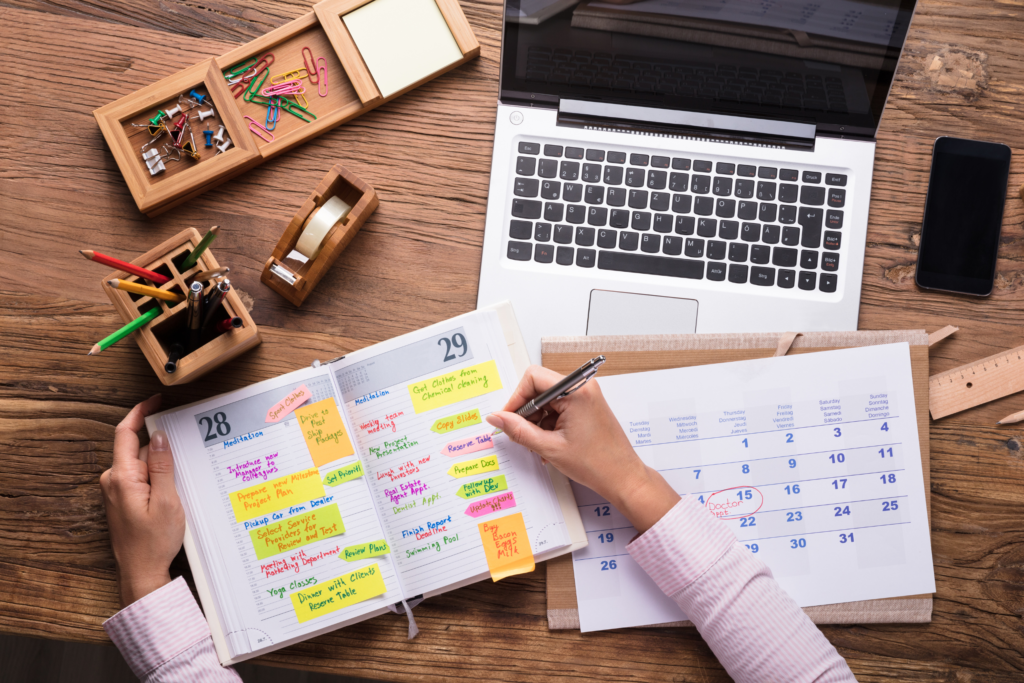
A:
[
  {"left": 570, "top": 342, "right": 936, "bottom": 632},
  {"left": 145, "top": 303, "right": 586, "bottom": 664}
]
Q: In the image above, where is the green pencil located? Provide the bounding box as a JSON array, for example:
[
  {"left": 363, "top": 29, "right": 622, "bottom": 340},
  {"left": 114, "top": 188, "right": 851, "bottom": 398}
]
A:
[
  {"left": 180, "top": 225, "right": 220, "bottom": 270},
  {"left": 88, "top": 307, "right": 162, "bottom": 355}
]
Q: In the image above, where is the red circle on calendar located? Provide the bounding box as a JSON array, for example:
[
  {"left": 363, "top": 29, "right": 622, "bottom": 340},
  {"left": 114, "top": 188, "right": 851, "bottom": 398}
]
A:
[{"left": 705, "top": 486, "right": 764, "bottom": 520}]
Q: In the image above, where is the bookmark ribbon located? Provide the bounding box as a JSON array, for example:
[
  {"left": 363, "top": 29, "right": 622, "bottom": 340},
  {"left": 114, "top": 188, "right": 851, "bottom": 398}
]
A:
[{"left": 266, "top": 384, "right": 311, "bottom": 423}]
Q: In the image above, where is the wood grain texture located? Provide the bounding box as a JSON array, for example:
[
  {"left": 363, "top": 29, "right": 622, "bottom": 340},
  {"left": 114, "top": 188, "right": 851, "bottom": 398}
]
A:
[{"left": 2, "top": 0, "right": 1024, "bottom": 680}]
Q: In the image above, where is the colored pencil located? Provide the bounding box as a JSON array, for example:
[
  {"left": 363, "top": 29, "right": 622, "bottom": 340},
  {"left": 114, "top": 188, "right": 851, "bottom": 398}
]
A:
[
  {"left": 180, "top": 225, "right": 220, "bottom": 270},
  {"left": 191, "top": 266, "right": 230, "bottom": 283},
  {"left": 997, "top": 408, "right": 1024, "bottom": 425},
  {"left": 108, "top": 279, "right": 185, "bottom": 303},
  {"left": 88, "top": 307, "right": 162, "bottom": 355},
  {"left": 80, "top": 250, "right": 170, "bottom": 285}
]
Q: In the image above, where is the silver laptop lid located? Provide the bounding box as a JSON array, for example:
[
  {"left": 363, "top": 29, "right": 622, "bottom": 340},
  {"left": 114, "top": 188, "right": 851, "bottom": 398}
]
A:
[{"left": 499, "top": 0, "right": 918, "bottom": 140}]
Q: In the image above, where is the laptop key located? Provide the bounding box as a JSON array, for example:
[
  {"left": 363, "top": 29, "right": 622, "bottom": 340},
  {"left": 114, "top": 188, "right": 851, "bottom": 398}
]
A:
[
  {"left": 556, "top": 246, "right": 574, "bottom": 265},
  {"left": 650, "top": 192, "right": 670, "bottom": 212},
  {"left": 826, "top": 210, "right": 843, "bottom": 229},
  {"left": 828, "top": 189, "right": 846, "bottom": 207},
  {"left": 800, "top": 250, "right": 819, "bottom": 269},
  {"left": 719, "top": 220, "right": 739, "bottom": 240},
  {"left": 585, "top": 185, "right": 604, "bottom": 205},
  {"left": 534, "top": 222, "right": 552, "bottom": 241},
  {"left": 534, "top": 243, "right": 554, "bottom": 263},
  {"left": 538, "top": 158, "right": 558, "bottom": 178},
  {"left": 663, "top": 235, "right": 682, "bottom": 255},
  {"left": 541, "top": 180, "right": 560, "bottom": 200},
  {"left": 802, "top": 171, "right": 821, "bottom": 183},
  {"left": 517, "top": 157, "right": 536, "bottom": 176},
  {"left": 707, "top": 262, "right": 727, "bottom": 281},
  {"left": 598, "top": 251, "right": 704, "bottom": 279},
  {"left": 750, "top": 266, "right": 775, "bottom": 286},
  {"left": 514, "top": 178, "right": 539, "bottom": 197},
  {"left": 716, "top": 162, "right": 736, "bottom": 175},
  {"left": 822, "top": 252, "right": 840, "bottom": 271},
  {"left": 625, "top": 168, "right": 645, "bottom": 187},
  {"left": 651, "top": 156, "right": 670, "bottom": 168},
  {"left": 779, "top": 205, "right": 797, "bottom": 224},
  {"left": 758, "top": 166, "right": 777, "bottom": 179},
  {"left": 512, "top": 199, "right": 542, "bottom": 219},
  {"left": 735, "top": 179, "right": 754, "bottom": 198},
  {"left": 798, "top": 271, "right": 816, "bottom": 290},
  {"left": 610, "top": 209, "right": 630, "bottom": 228},
  {"left": 647, "top": 170, "right": 668, "bottom": 190},
  {"left": 737, "top": 164, "right": 756, "bottom": 177},
  {"left": 565, "top": 147, "right": 584, "bottom": 159},
  {"left": 798, "top": 207, "right": 823, "bottom": 248},
  {"left": 694, "top": 160, "right": 712, "bottom": 172},
  {"left": 519, "top": 142, "right": 540, "bottom": 155},
  {"left": 619, "top": 231, "right": 639, "bottom": 251},
  {"left": 708, "top": 240, "right": 727, "bottom": 260},
  {"left": 825, "top": 173, "right": 847, "bottom": 186},
  {"left": 604, "top": 166, "right": 624, "bottom": 185},
  {"left": 697, "top": 218, "right": 717, "bottom": 237},
  {"left": 586, "top": 149, "right": 605, "bottom": 161},
  {"left": 824, "top": 231, "right": 842, "bottom": 250},
  {"left": 684, "top": 238, "right": 705, "bottom": 257},
  {"left": 670, "top": 172, "right": 689, "bottom": 192},
  {"left": 819, "top": 273, "right": 838, "bottom": 292},
  {"left": 630, "top": 153, "right": 650, "bottom": 166},
  {"left": 653, "top": 214, "right": 673, "bottom": 233},
  {"left": 575, "top": 226, "right": 596, "bottom": 246},
  {"left": 691, "top": 175, "right": 711, "bottom": 194},
  {"left": 713, "top": 177, "right": 733, "bottom": 196},
  {"left": 632, "top": 211, "right": 652, "bottom": 230},
  {"left": 577, "top": 248, "right": 597, "bottom": 267},
  {"left": 587, "top": 207, "right": 608, "bottom": 226},
  {"left": 756, "top": 181, "right": 776, "bottom": 201},
  {"left": 510, "top": 220, "right": 532, "bottom": 239},
  {"left": 778, "top": 269, "right": 795, "bottom": 288},
  {"left": 779, "top": 183, "right": 798, "bottom": 203},
  {"left": 694, "top": 197, "right": 714, "bottom": 215},
  {"left": 758, "top": 202, "right": 777, "bottom": 222},
  {"left": 741, "top": 222, "right": 760, "bottom": 242},
  {"left": 554, "top": 224, "right": 573, "bottom": 244},
  {"left": 582, "top": 163, "right": 602, "bottom": 183},
  {"left": 800, "top": 186, "right": 825, "bottom": 205},
  {"left": 772, "top": 246, "right": 798, "bottom": 267},
  {"left": 544, "top": 202, "right": 563, "bottom": 222},
  {"left": 607, "top": 151, "right": 627, "bottom": 164},
  {"left": 672, "top": 194, "right": 692, "bottom": 214},
  {"left": 597, "top": 229, "right": 616, "bottom": 248},
  {"left": 566, "top": 205, "right": 586, "bottom": 224},
  {"left": 780, "top": 169, "right": 799, "bottom": 181},
  {"left": 750, "top": 244, "right": 770, "bottom": 264},
  {"left": 728, "top": 264, "right": 749, "bottom": 283},
  {"left": 507, "top": 240, "right": 531, "bottom": 261},
  {"left": 762, "top": 224, "right": 781, "bottom": 244},
  {"left": 641, "top": 234, "right": 661, "bottom": 253},
  {"left": 560, "top": 161, "right": 580, "bottom": 180},
  {"left": 716, "top": 199, "right": 736, "bottom": 219},
  {"left": 628, "top": 190, "right": 649, "bottom": 209},
  {"left": 607, "top": 187, "right": 626, "bottom": 206},
  {"left": 729, "top": 243, "right": 748, "bottom": 262},
  {"left": 543, "top": 144, "right": 563, "bottom": 157},
  {"left": 781, "top": 226, "right": 800, "bottom": 246},
  {"left": 564, "top": 183, "right": 583, "bottom": 202},
  {"left": 676, "top": 216, "right": 695, "bottom": 234},
  {"left": 737, "top": 201, "right": 757, "bottom": 220},
  {"left": 672, "top": 157, "right": 691, "bottom": 170}
]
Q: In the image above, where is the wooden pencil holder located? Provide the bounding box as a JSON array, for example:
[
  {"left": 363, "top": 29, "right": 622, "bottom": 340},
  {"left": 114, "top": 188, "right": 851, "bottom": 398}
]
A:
[
  {"left": 260, "top": 164, "right": 378, "bottom": 306},
  {"left": 101, "top": 228, "right": 261, "bottom": 386}
]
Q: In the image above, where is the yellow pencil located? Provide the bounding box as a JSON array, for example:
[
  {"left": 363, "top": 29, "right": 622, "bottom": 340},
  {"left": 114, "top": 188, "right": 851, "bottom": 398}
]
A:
[
  {"left": 108, "top": 279, "right": 185, "bottom": 303},
  {"left": 997, "top": 408, "right": 1024, "bottom": 425}
]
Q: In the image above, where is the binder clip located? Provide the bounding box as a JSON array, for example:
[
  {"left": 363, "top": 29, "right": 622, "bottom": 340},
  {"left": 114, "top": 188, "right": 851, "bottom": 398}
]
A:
[{"left": 142, "top": 147, "right": 166, "bottom": 176}]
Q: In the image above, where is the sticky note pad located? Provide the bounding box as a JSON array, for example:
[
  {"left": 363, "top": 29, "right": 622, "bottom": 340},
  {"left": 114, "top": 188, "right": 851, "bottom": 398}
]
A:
[
  {"left": 409, "top": 360, "right": 502, "bottom": 414},
  {"left": 447, "top": 454, "right": 499, "bottom": 478},
  {"left": 295, "top": 398, "right": 355, "bottom": 467},
  {"left": 291, "top": 563, "right": 388, "bottom": 623},
  {"left": 230, "top": 468, "right": 325, "bottom": 523},
  {"left": 249, "top": 505, "right": 345, "bottom": 560},
  {"left": 343, "top": 0, "right": 464, "bottom": 98},
  {"left": 477, "top": 512, "right": 535, "bottom": 582}
]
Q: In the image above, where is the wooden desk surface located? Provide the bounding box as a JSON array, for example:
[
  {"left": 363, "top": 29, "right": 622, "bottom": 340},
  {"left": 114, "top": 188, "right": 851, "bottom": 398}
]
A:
[{"left": 2, "top": 1, "right": 1024, "bottom": 680}]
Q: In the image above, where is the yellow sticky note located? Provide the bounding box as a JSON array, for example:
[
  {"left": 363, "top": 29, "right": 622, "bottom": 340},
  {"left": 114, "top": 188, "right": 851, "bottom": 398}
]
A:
[
  {"left": 477, "top": 512, "right": 535, "bottom": 582},
  {"left": 249, "top": 505, "right": 345, "bottom": 560},
  {"left": 291, "top": 563, "right": 388, "bottom": 623},
  {"left": 447, "top": 454, "right": 499, "bottom": 479},
  {"left": 342, "top": 539, "right": 390, "bottom": 561},
  {"left": 408, "top": 360, "right": 502, "bottom": 414},
  {"left": 230, "top": 468, "right": 325, "bottom": 523},
  {"left": 430, "top": 409, "right": 482, "bottom": 434},
  {"left": 295, "top": 398, "right": 355, "bottom": 467}
]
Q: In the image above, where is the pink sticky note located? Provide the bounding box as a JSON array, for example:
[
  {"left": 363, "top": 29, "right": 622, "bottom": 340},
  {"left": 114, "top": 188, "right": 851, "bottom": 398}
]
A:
[
  {"left": 464, "top": 491, "right": 517, "bottom": 518},
  {"left": 265, "top": 384, "right": 311, "bottom": 423},
  {"left": 441, "top": 432, "right": 493, "bottom": 457}
]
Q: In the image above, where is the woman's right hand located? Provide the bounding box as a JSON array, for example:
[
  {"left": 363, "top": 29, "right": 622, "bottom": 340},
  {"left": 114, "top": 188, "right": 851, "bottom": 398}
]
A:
[{"left": 486, "top": 365, "right": 679, "bottom": 533}]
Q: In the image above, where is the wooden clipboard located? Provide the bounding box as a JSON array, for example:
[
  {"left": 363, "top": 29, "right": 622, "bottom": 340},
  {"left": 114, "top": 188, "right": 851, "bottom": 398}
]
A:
[{"left": 544, "top": 330, "right": 934, "bottom": 630}]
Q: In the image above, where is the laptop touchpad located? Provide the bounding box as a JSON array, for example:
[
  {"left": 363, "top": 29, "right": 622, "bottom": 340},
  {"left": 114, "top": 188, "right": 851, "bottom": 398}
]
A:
[{"left": 587, "top": 290, "right": 698, "bottom": 336}]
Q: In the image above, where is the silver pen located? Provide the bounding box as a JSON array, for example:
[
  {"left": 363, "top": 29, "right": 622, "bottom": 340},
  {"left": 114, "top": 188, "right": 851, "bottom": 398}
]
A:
[
  {"left": 185, "top": 281, "right": 204, "bottom": 351},
  {"left": 494, "top": 355, "right": 606, "bottom": 434}
]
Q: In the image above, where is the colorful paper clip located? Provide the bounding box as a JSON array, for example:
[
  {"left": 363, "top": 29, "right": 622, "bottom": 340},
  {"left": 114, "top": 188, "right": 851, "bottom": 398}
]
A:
[
  {"left": 223, "top": 57, "right": 257, "bottom": 80},
  {"left": 265, "top": 97, "right": 280, "bottom": 131},
  {"left": 245, "top": 115, "right": 275, "bottom": 143},
  {"left": 243, "top": 70, "right": 269, "bottom": 102},
  {"left": 302, "top": 47, "right": 319, "bottom": 84},
  {"left": 317, "top": 57, "right": 328, "bottom": 97},
  {"left": 230, "top": 52, "right": 274, "bottom": 98},
  {"left": 271, "top": 68, "right": 308, "bottom": 84}
]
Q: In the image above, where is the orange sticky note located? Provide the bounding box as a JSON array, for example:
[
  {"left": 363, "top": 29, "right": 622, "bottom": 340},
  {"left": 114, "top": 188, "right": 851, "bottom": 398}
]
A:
[
  {"left": 477, "top": 512, "right": 534, "bottom": 582},
  {"left": 294, "top": 398, "right": 355, "bottom": 467}
]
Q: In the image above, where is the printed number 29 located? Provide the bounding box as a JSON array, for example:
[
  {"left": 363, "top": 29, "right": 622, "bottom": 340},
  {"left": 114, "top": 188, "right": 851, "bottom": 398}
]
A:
[
  {"left": 200, "top": 412, "right": 231, "bottom": 441},
  {"left": 438, "top": 333, "right": 468, "bottom": 362}
]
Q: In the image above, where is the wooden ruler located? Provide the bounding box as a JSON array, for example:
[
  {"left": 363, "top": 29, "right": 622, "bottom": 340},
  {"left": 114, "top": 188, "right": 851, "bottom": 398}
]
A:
[{"left": 929, "top": 344, "right": 1024, "bottom": 419}]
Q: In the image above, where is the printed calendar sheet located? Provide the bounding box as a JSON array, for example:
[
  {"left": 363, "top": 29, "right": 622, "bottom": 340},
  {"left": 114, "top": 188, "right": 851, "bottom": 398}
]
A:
[{"left": 571, "top": 343, "right": 935, "bottom": 632}]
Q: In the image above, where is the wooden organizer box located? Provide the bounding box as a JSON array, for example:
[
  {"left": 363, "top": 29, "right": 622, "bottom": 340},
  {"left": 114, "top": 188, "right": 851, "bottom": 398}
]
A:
[
  {"left": 101, "top": 228, "right": 261, "bottom": 385},
  {"left": 94, "top": 0, "right": 480, "bottom": 217},
  {"left": 261, "top": 164, "right": 378, "bottom": 306}
]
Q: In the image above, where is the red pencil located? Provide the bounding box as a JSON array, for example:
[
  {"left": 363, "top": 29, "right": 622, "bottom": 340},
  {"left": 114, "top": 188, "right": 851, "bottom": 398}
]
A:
[{"left": 79, "top": 250, "right": 170, "bottom": 285}]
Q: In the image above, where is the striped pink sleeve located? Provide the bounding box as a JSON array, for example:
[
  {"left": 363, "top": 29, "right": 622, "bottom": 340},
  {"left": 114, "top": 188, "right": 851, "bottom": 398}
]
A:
[
  {"left": 627, "top": 496, "right": 856, "bottom": 683},
  {"left": 103, "top": 577, "right": 241, "bottom": 682}
]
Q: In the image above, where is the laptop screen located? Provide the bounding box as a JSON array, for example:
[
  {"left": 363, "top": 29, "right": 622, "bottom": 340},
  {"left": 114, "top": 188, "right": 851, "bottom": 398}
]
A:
[{"left": 500, "top": 0, "right": 918, "bottom": 138}]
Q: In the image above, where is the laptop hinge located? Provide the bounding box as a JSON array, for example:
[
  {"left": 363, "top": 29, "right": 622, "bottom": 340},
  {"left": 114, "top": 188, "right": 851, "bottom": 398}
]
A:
[{"left": 558, "top": 99, "right": 817, "bottom": 150}]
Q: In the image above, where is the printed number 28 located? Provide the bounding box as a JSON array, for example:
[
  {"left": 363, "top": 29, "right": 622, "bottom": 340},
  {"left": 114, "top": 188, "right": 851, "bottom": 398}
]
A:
[
  {"left": 200, "top": 412, "right": 230, "bottom": 441},
  {"left": 438, "top": 333, "right": 468, "bottom": 362}
]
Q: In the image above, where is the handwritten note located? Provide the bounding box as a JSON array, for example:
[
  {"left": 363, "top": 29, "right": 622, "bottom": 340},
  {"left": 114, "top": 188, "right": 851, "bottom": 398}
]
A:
[
  {"left": 477, "top": 512, "right": 534, "bottom": 581},
  {"left": 342, "top": 540, "right": 390, "bottom": 561},
  {"left": 249, "top": 505, "right": 345, "bottom": 560},
  {"left": 456, "top": 474, "right": 507, "bottom": 499},
  {"left": 430, "top": 409, "right": 481, "bottom": 434},
  {"left": 447, "top": 454, "right": 499, "bottom": 478},
  {"left": 230, "top": 468, "right": 325, "bottom": 522},
  {"left": 266, "top": 384, "right": 311, "bottom": 423},
  {"left": 290, "top": 563, "right": 388, "bottom": 623},
  {"left": 408, "top": 360, "right": 502, "bottom": 414},
  {"left": 464, "top": 491, "right": 516, "bottom": 518},
  {"left": 323, "top": 461, "right": 365, "bottom": 487},
  {"left": 441, "top": 432, "right": 493, "bottom": 457},
  {"left": 295, "top": 398, "right": 355, "bottom": 467}
]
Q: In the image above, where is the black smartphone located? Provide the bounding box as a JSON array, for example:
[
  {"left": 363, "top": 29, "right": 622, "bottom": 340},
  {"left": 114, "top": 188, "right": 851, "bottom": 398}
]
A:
[{"left": 915, "top": 137, "right": 1012, "bottom": 296}]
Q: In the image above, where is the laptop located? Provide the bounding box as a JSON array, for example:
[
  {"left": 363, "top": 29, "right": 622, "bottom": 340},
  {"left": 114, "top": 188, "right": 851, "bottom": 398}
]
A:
[{"left": 476, "top": 0, "right": 919, "bottom": 362}]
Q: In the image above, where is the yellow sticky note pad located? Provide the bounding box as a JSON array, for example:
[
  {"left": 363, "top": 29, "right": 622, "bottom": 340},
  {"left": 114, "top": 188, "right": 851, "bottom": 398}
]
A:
[
  {"left": 477, "top": 512, "right": 535, "bottom": 582},
  {"left": 447, "top": 454, "right": 499, "bottom": 478},
  {"left": 291, "top": 563, "right": 388, "bottom": 623},
  {"left": 295, "top": 398, "right": 355, "bottom": 467},
  {"left": 408, "top": 360, "right": 502, "bottom": 414},
  {"left": 230, "top": 468, "right": 325, "bottom": 523},
  {"left": 249, "top": 505, "right": 345, "bottom": 560},
  {"left": 342, "top": 539, "right": 390, "bottom": 561}
]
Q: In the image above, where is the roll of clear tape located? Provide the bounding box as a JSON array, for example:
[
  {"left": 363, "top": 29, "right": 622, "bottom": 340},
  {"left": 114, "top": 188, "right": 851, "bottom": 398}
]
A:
[{"left": 294, "top": 196, "right": 352, "bottom": 260}]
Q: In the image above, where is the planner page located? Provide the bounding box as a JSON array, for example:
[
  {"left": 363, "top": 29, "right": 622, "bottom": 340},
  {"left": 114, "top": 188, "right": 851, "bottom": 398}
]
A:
[
  {"left": 331, "top": 308, "right": 572, "bottom": 597},
  {"left": 572, "top": 343, "right": 935, "bottom": 632},
  {"left": 153, "top": 365, "right": 404, "bottom": 659}
]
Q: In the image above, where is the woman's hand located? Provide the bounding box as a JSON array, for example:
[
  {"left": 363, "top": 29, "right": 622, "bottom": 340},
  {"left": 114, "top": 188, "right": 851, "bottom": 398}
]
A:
[
  {"left": 100, "top": 395, "right": 186, "bottom": 608},
  {"left": 486, "top": 366, "right": 679, "bottom": 533}
]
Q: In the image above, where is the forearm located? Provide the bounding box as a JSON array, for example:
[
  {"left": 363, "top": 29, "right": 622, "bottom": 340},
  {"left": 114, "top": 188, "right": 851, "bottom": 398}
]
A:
[{"left": 628, "top": 497, "right": 855, "bottom": 683}]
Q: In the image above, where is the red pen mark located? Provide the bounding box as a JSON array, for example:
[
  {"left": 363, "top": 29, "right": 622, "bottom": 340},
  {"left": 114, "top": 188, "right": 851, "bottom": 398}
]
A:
[{"left": 705, "top": 486, "right": 764, "bottom": 520}]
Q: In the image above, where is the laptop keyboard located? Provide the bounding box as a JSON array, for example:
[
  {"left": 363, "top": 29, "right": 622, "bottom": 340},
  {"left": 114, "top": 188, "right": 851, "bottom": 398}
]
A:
[{"left": 505, "top": 140, "right": 849, "bottom": 293}]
